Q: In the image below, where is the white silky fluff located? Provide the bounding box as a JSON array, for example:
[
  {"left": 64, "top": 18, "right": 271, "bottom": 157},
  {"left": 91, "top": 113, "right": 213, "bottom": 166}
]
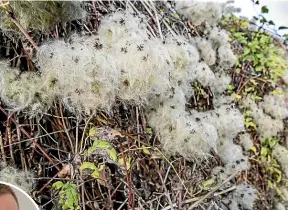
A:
[
  {"left": 0, "top": 164, "right": 34, "bottom": 193},
  {"left": 176, "top": 1, "right": 223, "bottom": 26},
  {"left": 241, "top": 95, "right": 284, "bottom": 141},
  {"left": 0, "top": 8, "right": 244, "bottom": 161}
]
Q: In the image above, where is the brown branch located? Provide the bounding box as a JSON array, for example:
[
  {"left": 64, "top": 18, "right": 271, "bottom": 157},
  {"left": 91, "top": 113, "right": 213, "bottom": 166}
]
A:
[
  {"left": 1, "top": 0, "right": 39, "bottom": 50},
  {"left": 0, "top": 105, "right": 60, "bottom": 171}
]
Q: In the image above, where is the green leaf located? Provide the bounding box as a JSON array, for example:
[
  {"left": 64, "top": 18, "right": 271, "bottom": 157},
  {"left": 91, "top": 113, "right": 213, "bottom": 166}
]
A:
[
  {"left": 255, "top": 65, "right": 263, "bottom": 71},
  {"left": 273, "top": 167, "right": 282, "bottom": 182},
  {"left": 118, "top": 156, "right": 132, "bottom": 170},
  {"left": 271, "top": 89, "right": 283, "bottom": 96},
  {"left": 146, "top": 128, "right": 152, "bottom": 135},
  {"left": 89, "top": 127, "right": 96, "bottom": 137},
  {"left": 172, "top": 13, "right": 181, "bottom": 20},
  {"left": 261, "top": 147, "right": 268, "bottom": 156},
  {"left": 251, "top": 95, "right": 262, "bottom": 101},
  {"left": 88, "top": 140, "right": 118, "bottom": 161},
  {"left": 58, "top": 183, "right": 79, "bottom": 210},
  {"left": 232, "top": 93, "right": 242, "bottom": 100},
  {"left": 243, "top": 47, "right": 250, "bottom": 56},
  {"left": 278, "top": 26, "right": 288, "bottom": 30},
  {"left": 268, "top": 20, "right": 275, "bottom": 25},
  {"left": 141, "top": 145, "right": 150, "bottom": 155},
  {"left": 260, "top": 17, "right": 267, "bottom": 24},
  {"left": 201, "top": 179, "right": 215, "bottom": 189},
  {"left": 80, "top": 162, "right": 97, "bottom": 171},
  {"left": 250, "top": 79, "right": 258, "bottom": 86},
  {"left": 245, "top": 121, "right": 257, "bottom": 130},
  {"left": 268, "top": 180, "right": 274, "bottom": 188},
  {"left": 245, "top": 110, "right": 253, "bottom": 116},
  {"left": 261, "top": 6, "right": 269, "bottom": 13},
  {"left": 52, "top": 181, "right": 64, "bottom": 190},
  {"left": 245, "top": 87, "right": 254, "bottom": 92},
  {"left": 91, "top": 164, "right": 105, "bottom": 179}
]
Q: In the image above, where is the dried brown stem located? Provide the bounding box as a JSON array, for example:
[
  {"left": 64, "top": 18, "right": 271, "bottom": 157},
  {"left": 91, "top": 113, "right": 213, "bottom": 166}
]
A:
[{"left": 0, "top": 105, "right": 60, "bottom": 171}]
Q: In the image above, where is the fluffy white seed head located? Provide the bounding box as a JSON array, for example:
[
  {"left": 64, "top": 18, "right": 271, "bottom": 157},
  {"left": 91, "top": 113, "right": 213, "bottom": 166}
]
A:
[
  {"left": 0, "top": 165, "right": 34, "bottom": 193},
  {"left": 272, "top": 144, "right": 288, "bottom": 177},
  {"left": 191, "top": 37, "right": 216, "bottom": 66},
  {"left": 193, "top": 62, "right": 216, "bottom": 87},
  {"left": 146, "top": 105, "right": 218, "bottom": 161},
  {"left": 97, "top": 11, "right": 148, "bottom": 47},
  {"left": 229, "top": 183, "right": 258, "bottom": 210},
  {"left": 209, "top": 26, "right": 230, "bottom": 47},
  {"left": 176, "top": 1, "right": 223, "bottom": 26},
  {"left": 0, "top": 10, "right": 248, "bottom": 164},
  {"left": 238, "top": 132, "right": 254, "bottom": 151},
  {"left": 218, "top": 43, "right": 236, "bottom": 69},
  {"left": 37, "top": 36, "right": 121, "bottom": 113},
  {"left": 211, "top": 72, "right": 232, "bottom": 94},
  {"left": 241, "top": 95, "right": 284, "bottom": 141},
  {"left": 258, "top": 91, "right": 288, "bottom": 120}
]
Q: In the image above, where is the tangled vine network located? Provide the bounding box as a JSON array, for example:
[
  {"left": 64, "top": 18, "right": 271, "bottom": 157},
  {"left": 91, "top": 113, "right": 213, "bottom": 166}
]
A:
[{"left": 0, "top": 1, "right": 287, "bottom": 210}]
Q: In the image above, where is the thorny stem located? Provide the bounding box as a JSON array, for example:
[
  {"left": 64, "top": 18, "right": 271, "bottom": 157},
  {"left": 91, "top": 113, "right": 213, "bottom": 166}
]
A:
[{"left": 0, "top": 105, "right": 60, "bottom": 171}]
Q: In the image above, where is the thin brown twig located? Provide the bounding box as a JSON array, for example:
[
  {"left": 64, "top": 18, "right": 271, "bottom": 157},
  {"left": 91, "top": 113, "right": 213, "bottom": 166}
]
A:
[
  {"left": 7, "top": 114, "right": 15, "bottom": 164},
  {"left": 178, "top": 158, "right": 183, "bottom": 209},
  {"left": 188, "top": 171, "right": 239, "bottom": 210},
  {"left": 0, "top": 1, "right": 39, "bottom": 50},
  {"left": 59, "top": 103, "right": 74, "bottom": 152},
  {"left": 0, "top": 132, "right": 6, "bottom": 164},
  {"left": 15, "top": 115, "right": 26, "bottom": 169},
  {"left": 118, "top": 140, "right": 134, "bottom": 210},
  {"left": 0, "top": 105, "right": 60, "bottom": 171}
]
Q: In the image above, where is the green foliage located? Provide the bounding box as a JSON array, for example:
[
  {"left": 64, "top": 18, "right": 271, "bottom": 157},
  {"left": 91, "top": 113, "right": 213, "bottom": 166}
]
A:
[
  {"left": 141, "top": 145, "right": 150, "bottom": 155},
  {"left": 226, "top": 84, "right": 235, "bottom": 93},
  {"left": 88, "top": 127, "right": 97, "bottom": 137},
  {"left": 222, "top": 11, "right": 288, "bottom": 203},
  {"left": 87, "top": 139, "right": 118, "bottom": 161},
  {"left": 259, "top": 137, "right": 287, "bottom": 199},
  {"left": 244, "top": 110, "right": 257, "bottom": 131},
  {"left": 52, "top": 181, "right": 80, "bottom": 210},
  {"left": 53, "top": 181, "right": 64, "bottom": 190},
  {"left": 201, "top": 178, "right": 215, "bottom": 190},
  {"left": 87, "top": 139, "right": 131, "bottom": 171},
  {"left": 80, "top": 162, "right": 105, "bottom": 179},
  {"left": 268, "top": 180, "right": 287, "bottom": 201},
  {"left": 261, "top": 6, "right": 269, "bottom": 14},
  {"left": 221, "top": 14, "right": 287, "bottom": 102}
]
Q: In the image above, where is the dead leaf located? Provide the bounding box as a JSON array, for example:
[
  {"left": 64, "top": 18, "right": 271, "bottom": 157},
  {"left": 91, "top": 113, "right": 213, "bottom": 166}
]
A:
[
  {"left": 57, "top": 163, "right": 73, "bottom": 178},
  {"left": 97, "top": 165, "right": 108, "bottom": 187}
]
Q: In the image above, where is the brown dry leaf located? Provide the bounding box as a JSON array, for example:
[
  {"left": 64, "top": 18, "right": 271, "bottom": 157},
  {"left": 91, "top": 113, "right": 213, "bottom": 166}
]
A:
[
  {"left": 97, "top": 165, "right": 111, "bottom": 188},
  {"left": 91, "top": 126, "right": 123, "bottom": 142},
  {"left": 57, "top": 163, "right": 73, "bottom": 178}
]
